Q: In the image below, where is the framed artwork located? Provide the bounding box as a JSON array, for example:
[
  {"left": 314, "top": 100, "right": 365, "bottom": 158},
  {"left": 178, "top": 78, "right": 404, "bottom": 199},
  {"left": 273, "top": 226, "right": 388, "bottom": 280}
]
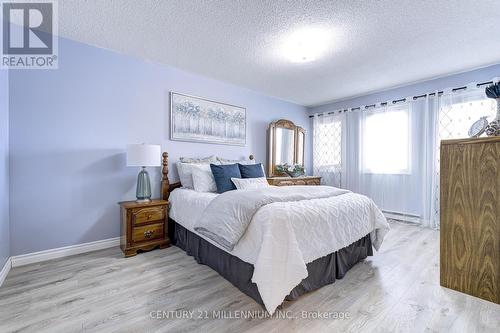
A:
[{"left": 170, "top": 92, "right": 246, "bottom": 146}]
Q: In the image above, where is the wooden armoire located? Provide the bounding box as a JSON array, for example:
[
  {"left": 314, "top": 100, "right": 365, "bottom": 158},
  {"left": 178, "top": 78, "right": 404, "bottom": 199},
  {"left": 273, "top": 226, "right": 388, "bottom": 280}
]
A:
[{"left": 440, "top": 137, "right": 499, "bottom": 304}]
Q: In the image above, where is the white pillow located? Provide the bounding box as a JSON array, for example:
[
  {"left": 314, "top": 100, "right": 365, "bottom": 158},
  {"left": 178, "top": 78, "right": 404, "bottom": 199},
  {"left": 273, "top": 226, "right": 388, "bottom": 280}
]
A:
[
  {"left": 217, "top": 157, "right": 255, "bottom": 165},
  {"left": 177, "top": 162, "right": 193, "bottom": 189},
  {"left": 177, "top": 161, "right": 214, "bottom": 189},
  {"left": 177, "top": 156, "right": 220, "bottom": 188},
  {"left": 180, "top": 155, "right": 217, "bottom": 164},
  {"left": 192, "top": 164, "right": 217, "bottom": 192},
  {"left": 231, "top": 177, "right": 270, "bottom": 190}
]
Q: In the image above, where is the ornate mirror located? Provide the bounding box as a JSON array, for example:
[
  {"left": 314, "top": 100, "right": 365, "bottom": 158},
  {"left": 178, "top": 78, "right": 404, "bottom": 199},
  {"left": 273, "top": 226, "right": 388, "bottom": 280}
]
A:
[{"left": 267, "top": 119, "right": 306, "bottom": 177}]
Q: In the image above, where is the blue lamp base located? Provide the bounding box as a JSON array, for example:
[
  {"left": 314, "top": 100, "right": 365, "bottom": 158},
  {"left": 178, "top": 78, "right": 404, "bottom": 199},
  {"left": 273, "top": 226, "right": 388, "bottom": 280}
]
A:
[{"left": 136, "top": 167, "right": 152, "bottom": 202}]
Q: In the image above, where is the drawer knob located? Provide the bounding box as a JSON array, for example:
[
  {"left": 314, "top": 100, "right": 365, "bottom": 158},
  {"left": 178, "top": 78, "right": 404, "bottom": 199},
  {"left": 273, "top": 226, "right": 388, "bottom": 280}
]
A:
[
  {"left": 147, "top": 214, "right": 152, "bottom": 219},
  {"left": 144, "top": 230, "right": 154, "bottom": 238}
]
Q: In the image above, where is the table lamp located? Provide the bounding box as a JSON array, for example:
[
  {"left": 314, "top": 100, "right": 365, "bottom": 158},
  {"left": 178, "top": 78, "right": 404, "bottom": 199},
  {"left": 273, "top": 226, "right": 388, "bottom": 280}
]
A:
[{"left": 126, "top": 144, "right": 161, "bottom": 202}]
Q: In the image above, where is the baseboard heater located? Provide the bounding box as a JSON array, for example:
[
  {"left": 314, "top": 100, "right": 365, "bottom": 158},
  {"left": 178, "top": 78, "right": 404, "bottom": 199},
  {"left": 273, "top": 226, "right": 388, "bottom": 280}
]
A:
[{"left": 382, "top": 210, "right": 421, "bottom": 224}]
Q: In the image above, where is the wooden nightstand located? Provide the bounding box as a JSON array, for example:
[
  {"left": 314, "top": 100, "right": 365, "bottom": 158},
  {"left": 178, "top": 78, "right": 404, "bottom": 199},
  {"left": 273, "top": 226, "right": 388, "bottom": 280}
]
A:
[{"left": 119, "top": 199, "right": 170, "bottom": 257}]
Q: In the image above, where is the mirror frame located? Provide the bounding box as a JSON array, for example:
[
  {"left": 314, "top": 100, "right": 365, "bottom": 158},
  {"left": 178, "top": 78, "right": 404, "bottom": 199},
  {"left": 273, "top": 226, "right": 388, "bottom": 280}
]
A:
[
  {"left": 296, "top": 126, "right": 305, "bottom": 167},
  {"left": 267, "top": 119, "right": 306, "bottom": 177}
]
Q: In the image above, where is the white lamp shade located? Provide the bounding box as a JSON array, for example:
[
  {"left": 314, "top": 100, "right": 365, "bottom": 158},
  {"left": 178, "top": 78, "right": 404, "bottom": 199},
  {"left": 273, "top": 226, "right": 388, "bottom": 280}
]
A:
[{"left": 126, "top": 144, "right": 161, "bottom": 167}]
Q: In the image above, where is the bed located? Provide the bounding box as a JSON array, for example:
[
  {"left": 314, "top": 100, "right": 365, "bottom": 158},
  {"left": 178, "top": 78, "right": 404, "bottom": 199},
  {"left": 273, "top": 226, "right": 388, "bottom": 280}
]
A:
[{"left": 160, "top": 152, "right": 390, "bottom": 314}]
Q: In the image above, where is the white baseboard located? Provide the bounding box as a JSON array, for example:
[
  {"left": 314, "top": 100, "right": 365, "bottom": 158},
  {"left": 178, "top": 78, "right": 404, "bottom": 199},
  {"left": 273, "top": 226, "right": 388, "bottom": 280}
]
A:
[
  {"left": 0, "top": 257, "right": 12, "bottom": 287},
  {"left": 10, "top": 237, "right": 120, "bottom": 268},
  {"left": 383, "top": 210, "right": 421, "bottom": 224}
]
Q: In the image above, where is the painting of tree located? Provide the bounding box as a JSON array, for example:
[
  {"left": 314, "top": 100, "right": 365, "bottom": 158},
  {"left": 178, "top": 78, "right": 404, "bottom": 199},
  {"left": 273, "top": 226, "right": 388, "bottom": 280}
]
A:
[{"left": 171, "top": 92, "right": 246, "bottom": 145}]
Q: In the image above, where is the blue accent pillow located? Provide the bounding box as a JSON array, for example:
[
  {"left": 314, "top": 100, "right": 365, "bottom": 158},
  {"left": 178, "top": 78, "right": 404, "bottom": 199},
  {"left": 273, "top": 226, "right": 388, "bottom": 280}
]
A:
[
  {"left": 238, "top": 163, "right": 265, "bottom": 178},
  {"left": 210, "top": 164, "right": 242, "bottom": 193}
]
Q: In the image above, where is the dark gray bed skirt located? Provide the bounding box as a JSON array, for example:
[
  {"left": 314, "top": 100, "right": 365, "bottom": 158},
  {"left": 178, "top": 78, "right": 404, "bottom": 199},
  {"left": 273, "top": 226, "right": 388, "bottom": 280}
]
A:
[{"left": 170, "top": 219, "right": 373, "bottom": 308}]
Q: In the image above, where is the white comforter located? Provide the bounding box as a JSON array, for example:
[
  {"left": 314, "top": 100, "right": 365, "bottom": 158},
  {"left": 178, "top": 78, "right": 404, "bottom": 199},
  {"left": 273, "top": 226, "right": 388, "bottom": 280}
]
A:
[
  {"left": 194, "top": 186, "right": 350, "bottom": 250},
  {"left": 169, "top": 187, "right": 390, "bottom": 315}
]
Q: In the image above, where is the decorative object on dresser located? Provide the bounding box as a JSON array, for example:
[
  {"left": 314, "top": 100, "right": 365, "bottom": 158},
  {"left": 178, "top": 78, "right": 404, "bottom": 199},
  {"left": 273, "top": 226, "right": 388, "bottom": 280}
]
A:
[
  {"left": 267, "top": 119, "right": 305, "bottom": 177},
  {"left": 126, "top": 144, "right": 161, "bottom": 202},
  {"left": 440, "top": 137, "right": 499, "bottom": 304},
  {"left": 485, "top": 82, "right": 500, "bottom": 136},
  {"left": 468, "top": 116, "right": 489, "bottom": 138},
  {"left": 170, "top": 92, "right": 246, "bottom": 145},
  {"left": 267, "top": 176, "right": 321, "bottom": 186},
  {"left": 119, "top": 199, "right": 170, "bottom": 257},
  {"left": 275, "top": 163, "right": 305, "bottom": 177}
]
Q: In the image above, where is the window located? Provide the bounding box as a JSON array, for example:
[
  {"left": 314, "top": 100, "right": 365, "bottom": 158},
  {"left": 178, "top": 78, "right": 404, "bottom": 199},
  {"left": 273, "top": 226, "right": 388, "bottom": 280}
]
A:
[
  {"left": 438, "top": 98, "right": 496, "bottom": 140},
  {"left": 313, "top": 114, "right": 344, "bottom": 187},
  {"left": 315, "top": 121, "right": 342, "bottom": 167},
  {"left": 362, "top": 106, "right": 411, "bottom": 174}
]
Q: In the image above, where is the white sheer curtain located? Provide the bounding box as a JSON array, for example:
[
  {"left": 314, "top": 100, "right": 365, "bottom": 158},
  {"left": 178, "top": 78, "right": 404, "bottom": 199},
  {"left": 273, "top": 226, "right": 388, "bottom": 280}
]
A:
[
  {"left": 312, "top": 79, "right": 498, "bottom": 229},
  {"left": 344, "top": 99, "right": 437, "bottom": 224}
]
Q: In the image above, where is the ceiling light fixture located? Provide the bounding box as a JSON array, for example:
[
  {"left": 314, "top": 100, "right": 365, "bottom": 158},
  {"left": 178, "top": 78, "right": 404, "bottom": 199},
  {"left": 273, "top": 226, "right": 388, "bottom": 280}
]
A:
[{"left": 282, "top": 27, "right": 331, "bottom": 63}]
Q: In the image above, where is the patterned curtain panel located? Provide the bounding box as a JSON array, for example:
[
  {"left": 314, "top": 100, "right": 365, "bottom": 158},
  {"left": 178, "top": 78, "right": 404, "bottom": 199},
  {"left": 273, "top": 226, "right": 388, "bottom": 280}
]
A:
[{"left": 313, "top": 112, "right": 345, "bottom": 187}]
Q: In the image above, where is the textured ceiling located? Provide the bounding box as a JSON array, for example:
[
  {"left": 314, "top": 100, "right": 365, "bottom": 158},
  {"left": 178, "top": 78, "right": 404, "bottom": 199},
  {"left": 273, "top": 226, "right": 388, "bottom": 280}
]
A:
[{"left": 59, "top": 0, "right": 500, "bottom": 106}]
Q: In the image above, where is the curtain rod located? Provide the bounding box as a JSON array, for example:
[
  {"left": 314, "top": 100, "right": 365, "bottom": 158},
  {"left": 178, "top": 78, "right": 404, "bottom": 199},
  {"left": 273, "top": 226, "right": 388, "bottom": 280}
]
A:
[{"left": 308, "top": 80, "right": 494, "bottom": 118}]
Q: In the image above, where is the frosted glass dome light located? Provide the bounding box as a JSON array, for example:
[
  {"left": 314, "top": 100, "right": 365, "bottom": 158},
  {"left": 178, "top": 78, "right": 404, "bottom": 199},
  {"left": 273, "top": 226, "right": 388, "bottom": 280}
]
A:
[{"left": 282, "top": 27, "right": 331, "bottom": 63}]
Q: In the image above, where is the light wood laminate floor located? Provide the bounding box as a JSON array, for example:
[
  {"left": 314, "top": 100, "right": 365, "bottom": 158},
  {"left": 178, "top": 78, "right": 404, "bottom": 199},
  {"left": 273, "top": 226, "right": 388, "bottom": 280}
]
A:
[{"left": 1, "top": 221, "right": 499, "bottom": 333}]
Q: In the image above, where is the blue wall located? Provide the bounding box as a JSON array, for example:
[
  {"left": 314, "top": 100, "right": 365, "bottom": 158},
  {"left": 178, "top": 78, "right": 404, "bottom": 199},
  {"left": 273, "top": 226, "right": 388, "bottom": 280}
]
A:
[
  {"left": 309, "top": 64, "right": 500, "bottom": 114},
  {"left": 9, "top": 36, "right": 498, "bottom": 257},
  {"left": 0, "top": 69, "right": 9, "bottom": 267},
  {"left": 8, "top": 38, "right": 310, "bottom": 255}
]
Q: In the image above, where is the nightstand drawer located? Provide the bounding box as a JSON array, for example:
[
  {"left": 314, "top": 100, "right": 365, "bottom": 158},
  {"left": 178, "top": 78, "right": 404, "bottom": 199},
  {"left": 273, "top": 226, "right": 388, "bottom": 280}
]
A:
[
  {"left": 132, "top": 206, "right": 166, "bottom": 225},
  {"left": 276, "top": 180, "right": 296, "bottom": 186},
  {"left": 132, "top": 223, "right": 164, "bottom": 243}
]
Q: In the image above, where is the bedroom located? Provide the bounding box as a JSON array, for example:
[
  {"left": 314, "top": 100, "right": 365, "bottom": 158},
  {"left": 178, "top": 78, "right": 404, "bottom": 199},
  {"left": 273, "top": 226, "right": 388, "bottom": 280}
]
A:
[{"left": 0, "top": 1, "right": 499, "bottom": 332}]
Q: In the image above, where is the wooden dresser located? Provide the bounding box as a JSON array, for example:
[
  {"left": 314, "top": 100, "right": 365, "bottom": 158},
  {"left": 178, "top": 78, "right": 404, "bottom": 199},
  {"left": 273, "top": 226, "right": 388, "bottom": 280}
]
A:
[
  {"left": 119, "top": 199, "right": 170, "bottom": 257},
  {"left": 440, "top": 137, "right": 499, "bottom": 304},
  {"left": 267, "top": 176, "right": 321, "bottom": 186}
]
